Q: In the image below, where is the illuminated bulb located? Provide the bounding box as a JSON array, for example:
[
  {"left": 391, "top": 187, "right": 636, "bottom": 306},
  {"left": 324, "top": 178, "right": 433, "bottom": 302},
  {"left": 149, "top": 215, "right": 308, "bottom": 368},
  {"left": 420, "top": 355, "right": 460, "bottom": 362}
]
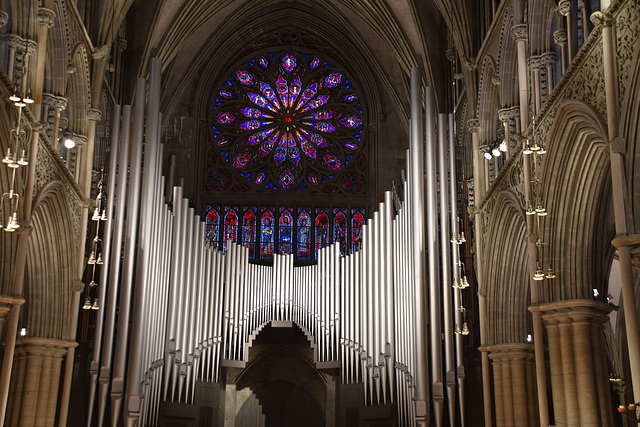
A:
[
  {"left": 455, "top": 324, "right": 461, "bottom": 335},
  {"left": 492, "top": 147, "right": 501, "bottom": 157},
  {"left": 535, "top": 203, "right": 546, "bottom": 214},
  {"left": 3, "top": 148, "right": 15, "bottom": 164},
  {"left": 87, "top": 251, "right": 96, "bottom": 265},
  {"left": 96, "top": 253, "right": 103, "bottom": 265},
  {"left": 100, "top": 209, "right": 108, "bottom": 221},
  {"left": 499, "top": 140, "right": 508, "bottom": 152},
  {"left": 545, "top": 267, "right": 556, "bottom": 279},
  {"left": 92, "top": 208, "right": 101, "bottom": 221},
  {"left": 483, "top": 151, "right": 492, "bottom": 160},
  {"left": 459, "top": 232, "right": 466, "bottom": 243},
  {"left": 593, "top": 288, "right": 599, "bottom": 298},
  {"left": 17, "top": 150, "right": 28, "bottom": 166},
  {"left": 537, "top": 145, "right": 546, "bottom": 155},
  {"left": 23, "top": 90, "right": 34, "bottom": 104},
  {"left": 64, "top": 137, "right": 75, "bottom": 149},
  {"left": 452, "top": 279, "right": 460, "bottom": 289},
  {"left": 9, "top": 94, "right": 21, "bottom": 103},
  {"left": 526, "top": 334, "right": 533, "bottom": 343},
  {"left": 8, "top": 213, "right": 19, "bottom": 230},
  {"left": 82, "top": 297, "right": 92, "bottom": 310},
  {"left": 533, "top": 262, "right": 545, "bottom": 281},
  {"left": 526, "top": 203, "right": 536, "bottom": 215},
  {"left": 19, "top": 327, "right": 27, "bottom": 337},
  {"left": 523, "top": 141, "right": 533, "bottom": 155},
  {"left": 461, "top": 276, "right": 470, "bottom": 288},
  {"left": 91, "top": 298, "right": 99, "bottom": 310}
]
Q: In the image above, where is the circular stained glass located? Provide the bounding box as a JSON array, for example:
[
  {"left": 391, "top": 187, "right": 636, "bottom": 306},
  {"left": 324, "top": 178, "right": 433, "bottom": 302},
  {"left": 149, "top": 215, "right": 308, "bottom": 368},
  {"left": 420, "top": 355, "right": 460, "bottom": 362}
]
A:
[{"left": 208, "top": 51, "right": 365, "bottom": 192}]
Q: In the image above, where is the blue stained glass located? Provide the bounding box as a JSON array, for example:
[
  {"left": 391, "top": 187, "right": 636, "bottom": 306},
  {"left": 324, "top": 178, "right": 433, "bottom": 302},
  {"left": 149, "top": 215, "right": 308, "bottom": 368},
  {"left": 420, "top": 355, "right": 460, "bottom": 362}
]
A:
[
  {"left": 307, "top": 122, "right": 336, "bottom": 133},
  {"left": 216, "top": 112, "right": 235, "bottom": 124},
  {"left": 246, "top": 129, "right": 272, "bottom": 146},
  {"left": 206, "top": 208, "right": 220, "bottom": 247},
  {"left": 256, "top": 171, "right": 266, "bottom": 184},
  {"left": 315, "top": 210, "right": 329, "bottom": 255},
  {"left": 310, "top": 58, "right": 320, "bottom": 69},
  {"left": 247, "top": 93, "right": 277, "bottom": 112},
  {"left": 233, "top": 152, "right": 250, "bottom": 168},
  {"left": 236, "top": 70, "right": 253, "bottom": 85},
  {"left": 217, "top": 138, "right": 231, "bottom": 147},
  {"left": 344, "top": 94, "right": 357, "bottom": 101},
  {"left": 283, "top": 54, "right": 296, "bottom": 73},
  {"left": 289, "top": 147, "right": 300, "bottom": 165},
  {"left": 260, "top": 210, "right": 274, "bottom": 258},
  {"left": 296, "top": 84, "right": 318, "bottom": 109},
  {"left": 240, "top": 107, "right": 264, "bottom": 118},
  {"left": 324, "top": 155, "right": 341, "bottom": 170},
  {"left": 259, "top": 57, "right": 269, "bottom": 68},
  {"left": 276, "top": 76, "right": 288, "bottom": 94},
  {"left": 345, "top": 142, "right": 357, "bottom": 150},
  {"left": 259, "top": 82, "right": 279, "bottom": 107},
  {"left": 308, "top": 174, "right": 318, "bottom": 185},
  {"left": 242, "top": 210, "right": 256, "bottom": 257},
  {"left": 324, "top": 73, "right": 342, "bottom": 88},
  {"left": 280, "top": 169, "right": 295, "bottom": 189},
  {"left": 300, "top": 95, "right": 329, "bottom": 112},
  {"left": 274, "top": 147, "right": 286, "bottom": 163},
  {"left": 240, "top": 120, "right": 270, "bottom": 131},
  {"left": 220, "top": 90, "right": 233, "bottom": 98},
  {"left": 297, "top": 211, "right": 311, "bottom": 259},
  {"left": 334, "top": 210, "right": 347, "bottom": 255},
  {"left": 297, "top": 132, "right": 316, "bottom": 158},
  {"left": 341, "top": 116, "right": 362, "bottom": 128},
  {"left": 351, "top": 210, "right": 365, "bottom": 253},
  {"left": 290, "top": 76, "right": 302, "bottom": 97},
  {"left": 307, "top": 110, "right": 334, "bottom": 120},
  {"left": 279, "top": 210, "right": 293, "bottom": 254},
  {"left": 305, "top": 132, "right": 327, "bottom": 147}
]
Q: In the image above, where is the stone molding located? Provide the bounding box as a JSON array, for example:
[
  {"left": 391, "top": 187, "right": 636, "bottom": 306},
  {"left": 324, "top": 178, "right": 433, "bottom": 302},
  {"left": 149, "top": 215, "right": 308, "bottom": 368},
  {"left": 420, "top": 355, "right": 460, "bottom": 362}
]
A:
[{"left": 529, "top": 299, "right": 612, "bottom": 324}]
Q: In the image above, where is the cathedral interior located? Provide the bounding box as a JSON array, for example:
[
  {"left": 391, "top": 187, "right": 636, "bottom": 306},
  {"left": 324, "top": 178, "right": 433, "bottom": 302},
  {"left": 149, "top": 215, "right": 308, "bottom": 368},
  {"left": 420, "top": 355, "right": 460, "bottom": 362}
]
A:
[{"left": 1, "top": 0, "right": 640, "bottom": 426}]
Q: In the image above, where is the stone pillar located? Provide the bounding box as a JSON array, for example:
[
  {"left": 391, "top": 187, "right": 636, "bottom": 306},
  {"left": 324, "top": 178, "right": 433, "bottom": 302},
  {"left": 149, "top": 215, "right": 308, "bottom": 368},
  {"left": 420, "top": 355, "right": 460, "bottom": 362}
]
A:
[
  {"left": 533, "top": 300, "right": 613, "bottom": 426},
  {"left": 5, "top": 338, "right": 76, "bottom": 427},
  {"left": 558, "top": 0, "right": 577, "bottom": 62},
  {"left": 486, "top": 344, "right": 538, "bottom": 427},
  {"left": 528, "top": 55, "right": 542, "bottom": 116},
  {"left": 554, "top": 30, "right": 569, "bottom": 75},
  {"left": 511, "top": 24, "right": 530, "bottom": 130},
  {"left": 541, "top": 52, "right": 558, "bottom": 95},
  {"left": 498, "top": 108, "right": 512, "bottom": 159},
  {"left": 41, "top": 94, "right": 66, "bottom": 149},
  {"left": 32, "top": 7, "right": 55, "bottom": 122}
]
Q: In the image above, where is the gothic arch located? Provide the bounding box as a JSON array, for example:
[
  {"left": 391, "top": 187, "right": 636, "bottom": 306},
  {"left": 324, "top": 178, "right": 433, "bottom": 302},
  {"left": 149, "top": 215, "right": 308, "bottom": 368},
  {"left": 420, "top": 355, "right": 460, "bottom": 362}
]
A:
[
  {"left": 22, "top": 180, "right": 76, "bottom": 339},
  {"left": 539, "top": 100, "right": 612, "bottom": 302},
  {"left": 483, "top": 190, "right": 530, "bottom": 345}
]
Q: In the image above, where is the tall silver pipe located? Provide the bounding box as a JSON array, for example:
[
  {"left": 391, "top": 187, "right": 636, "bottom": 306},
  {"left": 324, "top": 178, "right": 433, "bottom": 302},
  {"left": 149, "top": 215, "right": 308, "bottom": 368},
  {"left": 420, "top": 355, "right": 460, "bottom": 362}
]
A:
[
  {"left": 87, "top": 103, "right": 120, "bottom": 427},
  {"left": 425, "top": 86, "right": 444, "bottom": 427},
  {"left": 125, "top": 58, "right": 162, "bottom": 426},
  {"left": 170, "top": 197, "right": 188, "bottom": 400},
  {"left": 449, "top": 113, "right": 466, "bottom": 427},
  {"left": 111, "top": 77, "right": 146, "bottom": 427},
  {"left": 409, "top": 69, "right": 430, "bottom": 426},
  {"left": 384, "top": 191, "right": 395, "bottom": 403},
  {"left": 438, "top": 113, "right": 456, "bottom": 426},
  {"left": 178, "top": 207, "right": 194, "bottom": 401},
  {"left": 97, "top": 104, "right": 131, "bottom": 427},
  {"left": 373, "top": 210, "right": 384, "bottom": 403}
]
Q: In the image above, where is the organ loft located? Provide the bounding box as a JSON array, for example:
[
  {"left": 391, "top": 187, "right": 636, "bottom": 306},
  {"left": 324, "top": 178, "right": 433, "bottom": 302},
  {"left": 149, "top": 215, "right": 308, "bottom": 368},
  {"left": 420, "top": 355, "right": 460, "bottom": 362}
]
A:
[{"left": 0, "top": 0, "right": 639, "bottom": 426}]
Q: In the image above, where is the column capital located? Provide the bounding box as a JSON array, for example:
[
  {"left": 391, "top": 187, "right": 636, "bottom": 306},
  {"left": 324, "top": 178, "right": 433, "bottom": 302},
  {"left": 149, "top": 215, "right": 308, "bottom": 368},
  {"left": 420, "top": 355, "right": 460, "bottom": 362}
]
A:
[
  {"left": 467, "top": 118, "right": 480, "bottom": 133},
  {"left": 37, "top": 7, "right": 55, "bottom": 28},
  {"left": 528, "top": 55, "right": 542, "bottom": 70},
  {"left": 540, "top": 52, "right": 558, "bottom": 66},
  {"left": 554, "top": 29, "right": 568, "bottom": 45},
  {"left": 511, "top": 24, "right": 528, "bottom": 42},
  {"left": 498, "top": 108, "right": 512, "bottom": 122},
  {"left": 461, "top": 57, "right": 477, "bottom": 71},
  {"left": 42, "top": 93, "right": 67, "bottom": 110},
  {"left": 87, "top": 108, "right": 102, "bottom": 123},
  {"left": 446, "top": 48, "right": 456, "bottom": 63},
  {"left": 510, "top": 105, "right": 521, "bottom": 117},
  {"left": 558, "top": 0, "right": 572, "bottom": 16},
  {"left": 531, "top": 299, "right": 612, "bottom": 325},
  {"left": 612, "top": 234, "right": 640, "bottom": 271},
  {"left": 590, "top": 11, "right": 615, "bottom": 28},
  {"left": 116, "top": 37, "right": 128, "bottom": 52},
  {"left": 92, "top": 45, "right": 111, "bottom": 60},
  {"left": 15, "top": 337, "right": 77, "bottom": 358}
]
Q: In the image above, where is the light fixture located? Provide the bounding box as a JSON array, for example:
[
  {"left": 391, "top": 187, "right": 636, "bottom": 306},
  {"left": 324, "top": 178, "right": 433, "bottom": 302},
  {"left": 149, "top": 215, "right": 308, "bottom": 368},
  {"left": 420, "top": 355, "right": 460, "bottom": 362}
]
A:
[
  {"left": 452, "top": 279, "right": 460, "bottom": 289},
  {"left": 19, "top": 327, "right": 27, "bottom": 337},
  {"left": 492, "top": 147, "right": 501, "bottom": 157},
  {"left": 82, "top": 297, "right": 92, "bottom": 310},
  {"left": 545, "top": 266, "right": 556, "bottom": 279},
  {"left": 499, "top": 139, "right": 508, "bottom": 152},
  {"left": 526, "top": 203, "right": 536, "bottom": 215},
  {"left": 526, "top": 333, "right": 533, "bottom": 343},
  {"left": 483, "top": 151, "right": 492, "bottom": 160},
  {"left": 523, "top": 140, "right": 533, "bottom": 155},
  {"left": 593, "top": 288, "right": 600, "bottom": 298},
  {"left": 533, "top": 263, "right": 545, "bottom": 281},
  {"left": 455, "top": 324, "right": 462, "bottom": 335},
  {"left": 461, "top": 322, "right": 469, "bottom": 335},
  {"left": 91, "top": 298, "right": 99, "bottom": 310},
  {"left": 63, "top": 132, "right": 76, "bottom": 149}
]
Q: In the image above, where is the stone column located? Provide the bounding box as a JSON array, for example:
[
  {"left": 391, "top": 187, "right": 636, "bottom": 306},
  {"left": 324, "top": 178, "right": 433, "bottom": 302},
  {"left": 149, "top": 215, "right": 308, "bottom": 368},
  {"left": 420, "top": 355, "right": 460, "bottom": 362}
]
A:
[
  {"left": 498, "top": 108, "right": 512, "bottom": 159},
  {"left": 486, "top": 344, "right": 538, "bottom": 427},
  {"left": 541, "top": 52, "right": 558, "bottom": 95},
  {"left": 528, "top": 55, "right": 542, "bottom": 116},
  {"left": 558, "top": 0, "right": 577, "bottom": 62},
  {"left": 533, "top": 300, "right": 613, "bottom": 426},
  {"left": 511, "top": 24, "right": 530, "bottom": 130},
  {"left": 5, "top": 338, "right": 76, "bottom": 427},
  {"left": 32, "top": 7, "right": 55, "bottom": 121},
  {"left": 554, "top": 30, "right": 569, "bottom": 75}
]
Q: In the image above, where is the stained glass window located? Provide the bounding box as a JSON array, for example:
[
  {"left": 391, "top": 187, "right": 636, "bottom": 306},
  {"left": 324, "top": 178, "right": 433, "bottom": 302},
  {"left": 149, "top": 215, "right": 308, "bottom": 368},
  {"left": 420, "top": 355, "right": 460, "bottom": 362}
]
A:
[
  {"left": 223, "top": 208, "right": 238, "bottom": 252},
  {"left": 333, "top": 209, "right": 347, "bottom": 255},
  {"left": 260, "top": 209, "right": 274, "bottom": 259},
  {"left": 279, "top": 209, "right": 293, "bottom": 255},
  {"left": 242, "top": 209, "right": 256, "bottom": 257},
  {"left": 297, "top": 210, "right": 311, "bottom": 260},
  {"left": 315, "top": 209, "right": 329, "bottom": 257},
  {"left": 208, "top": 50, "right": 366, "bottom": 193},
  {"left": 206, "top": 207, "right": 220, "bottom": 248},
  {"left": 351, "top": 209, "right": 365, "bottom": 254}
]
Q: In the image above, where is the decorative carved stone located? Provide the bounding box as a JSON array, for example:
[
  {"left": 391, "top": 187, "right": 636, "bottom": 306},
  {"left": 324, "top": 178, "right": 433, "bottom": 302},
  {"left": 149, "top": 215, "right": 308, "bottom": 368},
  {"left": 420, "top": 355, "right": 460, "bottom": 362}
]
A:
[
  {"left": 541, "top": 52, "right": 558, "bottom": 66},
  {"left": 73, "top": 134, "right": 88, "bottom": 147},
  {"left": 467, "top": 118, "right": 480, "bottom": 133},
  {"left": 0, "top": 10, "right": 8, "bottom": 27},
  {"left": 67, "top": 64, "right": 77, "bottom": 74},
  {"left": 511, "top": 24, "right": 528, "bottom": 42},
  {"left": 3, "top": 34, "right": 25, "bottom": 50},
  {"left": 558, "top": 0, "right": 572, "bottom": 16},
  {"left": 528, "top": 55, "right": 542, "bottom": 70},
  {"left": 92, "top": 45, "right": 111, "bottom": 60},
  {"left": 491, "top": 76, "right": 501, "bottom": 86},
  {"left": 461, "top": 57, "right": 477, "bottom": 71},
  {"left": 498, "top": 108, "right": 511, "bottom": 123},
  {"left": 37, "top": 7, "right": 55, "bottom": 28},
  {"left": 116, "top": 37, "right": 127, "bottom": 51},
  {"left": 87, "top": 108, "right": 102, "bottom": 123},
  {"left": 446, "top": 48, "right": 456, "bottom": 63},
  {"left": 553, "top": 29, "right": 568, "bottom": 45}
]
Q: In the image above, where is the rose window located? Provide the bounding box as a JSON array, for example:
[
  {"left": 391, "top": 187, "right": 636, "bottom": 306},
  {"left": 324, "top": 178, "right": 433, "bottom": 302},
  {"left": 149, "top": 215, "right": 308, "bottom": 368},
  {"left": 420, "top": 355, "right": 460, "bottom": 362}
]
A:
[{"left": 208, "top": 51, "right": 366, "bottom": 192}]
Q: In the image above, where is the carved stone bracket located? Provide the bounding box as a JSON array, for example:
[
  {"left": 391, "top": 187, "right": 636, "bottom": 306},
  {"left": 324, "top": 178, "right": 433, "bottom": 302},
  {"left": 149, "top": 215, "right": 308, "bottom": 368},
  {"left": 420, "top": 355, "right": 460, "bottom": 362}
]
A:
[
  {"left": 0, "top": 11, "right": 8, "bottom": 27},
  {"left": 553, "top": 29, "right": 568, "bottom": 45},
  {"left": 87, "top": 108, "right": 102, "bottom": 123},
  {"left": 116, "top": 38, "right": 128, "bottom": 52},
  {"left": 467, "top": 118, "right": 480, "bottom": 133},
  {"left": 92, "top": 45, "right": 111, "bottom": 60},
  {"left": 528, "top": 55, "right": 542, "bottom": 71},
  {"left": 498, "top": 108, "right": 512, "bottom": 123},
  {"left": 511, "top": 24, "right": 528, "bottom": 42},
  {"left": 558, "top": 0, "right": 572, "bottom": 17},
  {"left": 541, "top": 52, "right": 558, "bottom": 66},
  {"left": 37, "top": 7, "right": 56, "bottom": 28},
  {"left": 446, "top": 48, "right": 456, "bottom": 63}
]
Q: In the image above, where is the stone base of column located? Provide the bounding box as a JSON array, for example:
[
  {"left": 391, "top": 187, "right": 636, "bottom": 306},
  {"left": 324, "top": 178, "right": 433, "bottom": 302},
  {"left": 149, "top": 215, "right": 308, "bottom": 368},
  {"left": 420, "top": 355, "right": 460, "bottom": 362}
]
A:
[
  {"left": 531, "top": 299, "right": 613, "bottom": 427},
  {"left": 6, "top": 337, "right": 77, "bottom": 427},
  {"left": 481, "top": 343, "right": 538, "bottom": 427}
]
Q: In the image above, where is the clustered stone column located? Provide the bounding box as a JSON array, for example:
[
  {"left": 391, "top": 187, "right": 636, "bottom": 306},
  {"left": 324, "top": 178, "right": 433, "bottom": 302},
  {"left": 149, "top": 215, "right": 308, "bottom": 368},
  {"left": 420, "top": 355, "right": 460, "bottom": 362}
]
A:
[
  {"left": 484, "top": 344, "right": 539, "bottom": 427},
  {"left": 554, "top": 30, "right": 569, "bottom": 75},
  {"left": 511, "top": 24, "right": 529, "bottom": 130},
  {"left": 528, "top": 55, "right": 542, "bottom": 116},
  {"left": 6, "top": 338, "right": 77, "bottom": 427},
  {"left": 540, "top": 52, "right": 558, "bottom": 96},
  {"left": 531, "top": 300, "right": 613, "bottom": 427},
  {"left": 41, "top": 93, "right": 67, "bottom": 149}
]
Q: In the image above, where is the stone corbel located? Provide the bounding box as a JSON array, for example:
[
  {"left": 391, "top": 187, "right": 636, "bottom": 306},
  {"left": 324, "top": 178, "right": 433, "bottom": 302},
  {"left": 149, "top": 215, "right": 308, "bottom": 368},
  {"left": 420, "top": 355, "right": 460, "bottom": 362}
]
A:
[{"left": 37, "top": 8, "right": 55, "bottom": 29}]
